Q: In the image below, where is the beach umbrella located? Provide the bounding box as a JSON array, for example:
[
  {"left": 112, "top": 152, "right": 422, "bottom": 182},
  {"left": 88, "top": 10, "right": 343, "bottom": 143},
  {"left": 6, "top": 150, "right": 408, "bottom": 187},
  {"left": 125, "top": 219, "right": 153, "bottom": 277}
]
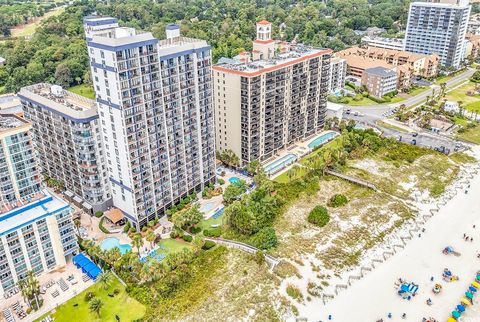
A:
[
  {"left": 469, "top": 286, "right": 477, "bottom": 293},
  {"left": 465, "top": 291, "right": 474, "bottom": 299},
  {"left": 452, "top": 311, "right": 461, "bottom": 318},
  {"left": 476, "top": 274, "right": 480, "bottom": 281},
  {"left": 447, "top": 318, "right": 456, "bottom": 322},
  {"left": 457, "top": 304, "right": 465, "bottom": 312},
  {"left": 461, "top": 298, "right": 471, "bottom": 306},
  {"left": 472, "top": 281, "right": 480, "bottom": 289}
]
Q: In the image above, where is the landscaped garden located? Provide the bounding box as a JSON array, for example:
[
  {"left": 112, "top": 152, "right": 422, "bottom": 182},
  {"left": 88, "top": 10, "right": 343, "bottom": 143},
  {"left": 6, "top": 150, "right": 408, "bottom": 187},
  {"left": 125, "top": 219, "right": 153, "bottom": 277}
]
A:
[
  {"left": 68, "top": 84, "right": 96, "bottom": 100},
  {"left": 443, "top": 81, "right": 480, "bottom": 112},
  {"left": 35, "top": 276, "right": 145, "bottom": 322}
]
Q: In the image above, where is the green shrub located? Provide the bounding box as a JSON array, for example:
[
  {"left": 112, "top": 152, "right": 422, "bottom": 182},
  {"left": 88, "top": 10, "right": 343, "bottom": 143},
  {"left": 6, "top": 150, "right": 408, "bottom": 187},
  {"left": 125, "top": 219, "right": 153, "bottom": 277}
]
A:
[
  {"left": 217, "top": 178, "right": 225, "bottom": 185},
  {"left": 252, "top": 227, "right": 277, "bottom": 250},
  {"left": 170, "top": 230, "right": 179, "bottom": 239},
  {"left": 148, "top": 220, "right": 155, "bottom": 227},
  {"left": 307, "top": 206, "right": 330, "bottom": 227},
  {"left": 98, "top": 217, "right": 111, "bottom": 234},
  {"left": 202, "top": 240, "right": 216, "bottom": 250},
  {"left": 94, "top": 211, "right": 103, "bottom": 218},
  {"left": 141, "top": 226, "right": 148, "bottom": 232},
  {"left": 189, "top": 226, "right": 201, "bottom": 234},
  {"left": 129, "top": 227, "right": 136, "bottom": 234},
  {"left": 328, "top": 194, "right": 348, "bottom": 207},
  {"left": 113, "top": 289, "right": 120, "bottom": 295},
  {"left": 286, "top": 284, "right": 303, "bottom": 300},
  {"left": 182, "top": 235, "right": 193, "bottom": 242},
  {"left": 203, "top": 227, "right": 222, "bottom": 237}
]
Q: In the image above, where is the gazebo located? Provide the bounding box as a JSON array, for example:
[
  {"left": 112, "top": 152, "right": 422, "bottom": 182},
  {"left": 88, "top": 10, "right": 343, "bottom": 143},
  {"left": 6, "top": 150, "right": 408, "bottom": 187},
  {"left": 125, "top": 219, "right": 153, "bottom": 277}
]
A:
[{"left": 104, "top": 208, "right": 125, "bottom": 226}]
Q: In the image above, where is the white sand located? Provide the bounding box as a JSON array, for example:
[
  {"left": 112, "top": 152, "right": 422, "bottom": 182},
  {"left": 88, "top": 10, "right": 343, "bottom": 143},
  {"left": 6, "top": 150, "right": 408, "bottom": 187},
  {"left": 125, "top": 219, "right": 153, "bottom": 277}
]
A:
[{"left": 297, "top": 160, "right": 480, "bottom": 322}]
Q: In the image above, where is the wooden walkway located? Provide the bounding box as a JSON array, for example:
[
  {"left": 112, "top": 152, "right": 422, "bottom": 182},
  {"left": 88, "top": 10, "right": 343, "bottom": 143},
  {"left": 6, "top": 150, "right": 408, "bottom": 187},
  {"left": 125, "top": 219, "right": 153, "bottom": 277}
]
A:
[{"left": 325, "top": 169, "right": 378, "bottom": 191}]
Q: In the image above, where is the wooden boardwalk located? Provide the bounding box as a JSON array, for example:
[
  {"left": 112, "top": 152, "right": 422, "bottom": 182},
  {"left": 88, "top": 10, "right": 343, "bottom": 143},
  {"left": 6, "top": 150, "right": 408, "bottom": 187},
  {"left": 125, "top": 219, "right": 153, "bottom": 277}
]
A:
[{"left": 325, "top": 169, "right": 378, "bottom": 191}]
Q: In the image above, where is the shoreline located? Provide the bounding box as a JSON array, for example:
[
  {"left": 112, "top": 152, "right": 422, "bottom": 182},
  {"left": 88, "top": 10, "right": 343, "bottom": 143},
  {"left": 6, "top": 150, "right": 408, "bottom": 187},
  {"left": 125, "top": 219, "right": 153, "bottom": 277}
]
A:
[{"left": 294, "top": 148, "right": 480, "bottom": 321}]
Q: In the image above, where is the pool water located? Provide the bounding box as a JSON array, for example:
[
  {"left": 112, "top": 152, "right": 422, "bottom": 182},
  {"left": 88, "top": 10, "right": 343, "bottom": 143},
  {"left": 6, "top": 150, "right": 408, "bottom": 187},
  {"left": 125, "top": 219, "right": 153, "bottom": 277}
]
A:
[
  {"left": 229, "top": 177, "right": 240, "bottom": 184},
  {"left": 212, "top": 206, "right": 225, "bottom": 219},
  {"left": 140, "top": 249, "right": 166, "bottom": 263},
  {"left": 307, "top": 131, "right": 339, "bottom": 149},
  {"left": 200, "top": 201, "right": 216, "bottom": 214},
  {"left": 100, "top": 237, "right": 132, "bottom": 255},
  {"left": 263, "top": 153, "right": 297, "bottom": 175}
]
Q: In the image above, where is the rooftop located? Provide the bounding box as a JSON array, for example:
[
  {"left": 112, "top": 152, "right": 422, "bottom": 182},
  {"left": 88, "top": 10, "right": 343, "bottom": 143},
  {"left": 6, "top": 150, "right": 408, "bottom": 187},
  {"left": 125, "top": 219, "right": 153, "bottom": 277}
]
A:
[
  {"left": 214, "top": 44, "right": 331, "bottom": 76},
  {"left": 365, "top": 66, "right": 397, "bottom": 77},
  {"left": 0, "top": 113, "right": 29, "bottom": 134},
  {"left": 0, "top": 190, "right": 69, "bottom": 235},
  {"left": 18, "top": 83, "right": 98, "bottom": 121}
]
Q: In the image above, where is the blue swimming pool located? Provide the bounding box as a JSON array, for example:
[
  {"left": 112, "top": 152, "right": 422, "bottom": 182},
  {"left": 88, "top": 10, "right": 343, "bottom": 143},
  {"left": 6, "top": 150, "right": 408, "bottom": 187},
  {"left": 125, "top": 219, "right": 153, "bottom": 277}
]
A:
[
  {"left": 212, "top": 206, "right": 225, "bottom": 219},
  {"left": 100, "top": 237, "right": 132, "bottom": 255},
  {"left": 200, "top": 201, "right": 216, "bottom": 214},
  {"left": 307, "top": 132, "right": 339, "bottom": 149},
  {"left": 140, "top": 249, "right": 166, "bottom": 263},
  {"left": 229, "top": 177, "right": 240, "bottom": 184},
  {"left": 263, "top": 153, "right": 297, "bottom": 175}
]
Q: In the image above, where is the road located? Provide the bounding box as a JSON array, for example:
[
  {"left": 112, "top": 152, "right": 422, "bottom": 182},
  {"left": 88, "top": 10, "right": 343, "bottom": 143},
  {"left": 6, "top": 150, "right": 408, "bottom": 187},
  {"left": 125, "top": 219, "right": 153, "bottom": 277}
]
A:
[
  {"left": 346, "top": 68, "right": 476, "bottom": 119},
  {"left": 342, "top": 68, "right": 475, "bottom": 153}
]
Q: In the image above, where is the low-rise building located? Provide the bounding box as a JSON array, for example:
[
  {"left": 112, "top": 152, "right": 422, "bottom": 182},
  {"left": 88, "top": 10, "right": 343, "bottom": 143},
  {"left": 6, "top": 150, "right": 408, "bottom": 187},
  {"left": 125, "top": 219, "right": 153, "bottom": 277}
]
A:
[
  {"left": 326, "top": 102, "right": 344, "bottom": 121},
  {"left": 336, "top": 46, "right": 439, "bottom": 78},
  {"left": 464, "top": 34, "right": 480, "bottom": 60},
  {"left": 361, "top": 36, "right": 405, "bottom": 51},
  {"left": 444, "top": 101, "right": 460, "bottom": 113},
  {"left": 0, "top": 113, "right": 77, "bottom": 297},
  {"left": 329, "top": 57, "right": 347, "bottom": 93},
  {"left": 18, "top": 83, "right": 112, "bottom": 214},
  {"left": 361, "top": 67, "right": 397, "bottom": 98}
]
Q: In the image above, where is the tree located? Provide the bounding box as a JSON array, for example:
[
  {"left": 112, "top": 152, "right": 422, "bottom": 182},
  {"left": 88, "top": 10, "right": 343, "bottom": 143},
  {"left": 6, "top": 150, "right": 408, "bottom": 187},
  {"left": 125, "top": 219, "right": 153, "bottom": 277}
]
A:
[
  {"left": 74, "top": 218, "right": 81, "bottom": 235},
  {"left": 146, "top": 229, "right": 156, "bottom": 247},
  {"left": 223, "top": 180, "right": 247, "bottom": 204},
  {"left": 132, "top": 233, "right": 144, "bottom": 256},
  {"left": 252, "top": 227, "right": 277, "bottom": 250},
  {"left": 172, "top": 204, "right": 203, "bottom": 230},
  {"left": 54, "top": 63, "right": 72, "bottom": 87},
  {"left": 308, "top": 206, "right": 330, "bottom": 227},
  {"left": 89, "top": 297, "right": 103, "bottom": 318},
  {"left": 21, "top": 271, "right": 41, "bottom": 309},
  {"left": 245, "top": 160, "right": 261, "bottom": 175},
  {"left": 217, "top": 149, "right": 240, "bottom": 168},
  {"left": 97, "top": 271, "right": 112, "bottom": 290}
]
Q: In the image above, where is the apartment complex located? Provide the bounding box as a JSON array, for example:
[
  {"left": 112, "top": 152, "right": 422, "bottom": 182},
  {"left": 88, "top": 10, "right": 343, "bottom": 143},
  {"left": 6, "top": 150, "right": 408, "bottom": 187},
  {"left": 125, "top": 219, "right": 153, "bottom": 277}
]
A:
[
  {"left": 361, "top": 36, "right": 406, "bottom": 51},
  {"left": 18, "top": 84, "right": 111, "bottom": 214},
  {"left": 213, "top": 21, "right": 331, "bottom": 164},
  {"left": 0, "top": 113, "right": 76, "bottom": 297},
  {"left": 329, "top": 57, "right": 347, "bottom": 93},
  {"left": 361, "top": 67, "right": 398, "bottom": 98},
  {"left": 404, "top": 0, "right": 471, "bottom": 68},
  {"left": 84, "top": 17, "right": 215, "bottom": 228},
  {"left": 337, "top": 46, "right": 439, "bottom": 78}
]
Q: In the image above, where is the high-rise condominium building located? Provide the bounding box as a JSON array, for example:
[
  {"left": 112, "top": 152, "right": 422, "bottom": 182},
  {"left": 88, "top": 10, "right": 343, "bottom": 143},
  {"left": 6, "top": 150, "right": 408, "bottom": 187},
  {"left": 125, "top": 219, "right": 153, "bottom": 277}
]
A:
[
  {"left": 329, "top": 57, "right": 347, "bottom": 93},
  {"left": 84, "top": 17, "right": 215, "bottom": 228},
  {"left": 404, "top": 0, "right": 471, "bottom": 68},
  {"left": 18, "top": 84, "right": 112, "bottom": 214},
  {"left": 213, "top": 21, "right": 331, "bottom": 165},
  {"left": 0, "top": 113, "right": 77, "bottom": 297}
]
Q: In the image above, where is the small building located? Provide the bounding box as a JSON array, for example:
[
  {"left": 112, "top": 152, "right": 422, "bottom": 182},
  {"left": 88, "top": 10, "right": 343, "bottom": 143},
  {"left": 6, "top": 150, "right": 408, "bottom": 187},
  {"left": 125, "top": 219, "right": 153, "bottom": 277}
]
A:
[
  {"left": 0, "top": 57, "right": 5, "bottom": 67},
  {"left": 444, "top": 101, "right": 460, "bottom": 113},
  {"left": 326, "top": 102, "right": 344, "bottom": 121},
  {"left": 362, "top": 67, "right": 397, "bottom": 98},
  {"left": 361, "top": 36, "right": 405, "bottom": 51}
]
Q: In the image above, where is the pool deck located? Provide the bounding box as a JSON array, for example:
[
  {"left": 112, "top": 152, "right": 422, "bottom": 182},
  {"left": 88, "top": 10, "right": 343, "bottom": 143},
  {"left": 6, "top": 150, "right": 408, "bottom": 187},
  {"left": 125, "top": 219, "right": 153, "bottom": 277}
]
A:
[{"left": 263, "top": 130, "right": 338, "bottom": 179}]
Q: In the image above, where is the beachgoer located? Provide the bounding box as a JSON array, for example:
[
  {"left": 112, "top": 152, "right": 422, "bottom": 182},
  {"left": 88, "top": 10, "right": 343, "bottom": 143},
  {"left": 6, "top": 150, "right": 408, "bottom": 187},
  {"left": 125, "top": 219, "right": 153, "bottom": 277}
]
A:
[
  {"left": 328, "top": 315, "right": 332, "bottom": 320},
  {"left": 402, "top": 313, "right": 406, "bottom": 319},
  {"left": 418, "top": 233, "right": 421, "bottom": 237},
  {"left": 430, "top": 276, "right": 434, "bottom": 281},
  {"left": 464, "top": 233, "right": 466, "bottom": 238},
  {"left": 474, "top": 225, "right": 476, "bottom": 229},
  {"left": 422, "top": 228, "right": 425, "bottom": 232},
  {"left": 387, "top": 313, "right": 392, "bottom": 319}
]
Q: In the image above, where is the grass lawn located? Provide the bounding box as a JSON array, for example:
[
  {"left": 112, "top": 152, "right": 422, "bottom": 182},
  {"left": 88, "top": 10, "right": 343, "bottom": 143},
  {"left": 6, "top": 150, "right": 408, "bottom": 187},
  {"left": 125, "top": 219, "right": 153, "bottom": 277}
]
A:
[
  {"left": 390, "top": 96, "right": 405, "bottom": 103},
  {"left": 299, "top": 136, "right": 342, "bottom": 166},
  {"left": 346, "top": 96, "right": 378, "bottom": 106},
  {"left": 274, "top": 166, "right": 307, "bottom": 183},
  {"left": 444, "top": 81, "right": 480, "bottom": 113},
  {"left": 68, "top": 84, "right": 96, "bottom": 100},
  {"left": 407, "top": 86, "right": 428, "bottom": 96},
  {"left": 157, "top": 238, "right": 193, "bottom": 255},
  {"left": 35, "top": 277, "right": 145, "bottom": 322},
  {"left": 12, "top": 8, "right": 65, "bottom": 38},
  {"left": 456, "top": 125, "right": 480, "bottom": 144},
  {"left": 198, "top": 214, "right": 224, "bottom": 230},
  {"left": 376, "top": 120, "right": 410, "bottom": 133},
  {"left": 452, "top": 116, "right": 470, "bottom": 126}
]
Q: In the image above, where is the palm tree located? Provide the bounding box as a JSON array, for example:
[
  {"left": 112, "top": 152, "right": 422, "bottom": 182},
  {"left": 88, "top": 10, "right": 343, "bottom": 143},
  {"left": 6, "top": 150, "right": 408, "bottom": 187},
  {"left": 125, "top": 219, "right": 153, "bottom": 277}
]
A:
[
  {"left": 74, "top": 218, "right": 81, "bottom": 235},
  {"left": 89, "top": 297, "right": 103, "bottom": 318},
  {"left": 25, "top": 271, "right": 40, "bottom": 309},
  {"left": 146, "top": 229, "right": 156, "bottom": 247},
  {"left": 440, "top": 82, "right": 447, "bottom": 97},
  {"left": 97, "top": 271, "right": 112, "bottom": 290},
  {"left": 17, "top": 279, "right": 29, "bottom": 305},
  {"left": 132, "top": 233, "right": 144, "bottom": 256}
]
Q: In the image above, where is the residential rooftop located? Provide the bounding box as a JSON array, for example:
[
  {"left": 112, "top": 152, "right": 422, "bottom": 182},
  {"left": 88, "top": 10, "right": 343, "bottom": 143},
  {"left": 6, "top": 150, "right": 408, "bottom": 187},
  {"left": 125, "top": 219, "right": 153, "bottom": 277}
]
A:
[
  {"left": 18, "top": 83, "right": 98, "bottom": 121},
  {"left": 0, "top": 113, "right": 29, "bottom": 134},
  {"left": 213, "top": 44, "right": 331, "bottom": 75},
  {"left": 365, "top": 66, "right": 397, "bottom": 77}
]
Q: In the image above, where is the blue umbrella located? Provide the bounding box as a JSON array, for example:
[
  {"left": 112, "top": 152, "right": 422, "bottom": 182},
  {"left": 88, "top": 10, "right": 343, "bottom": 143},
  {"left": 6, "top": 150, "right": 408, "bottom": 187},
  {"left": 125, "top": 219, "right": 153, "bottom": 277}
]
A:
[
  {"left": 400, "top": 284, "right": 409, "bottom": 292},
  {"left": 457, "top": 304, "right": 465, "bottom": 312},
  {"left": 469, "top": 286, "right": 477, "bottom": 293}
]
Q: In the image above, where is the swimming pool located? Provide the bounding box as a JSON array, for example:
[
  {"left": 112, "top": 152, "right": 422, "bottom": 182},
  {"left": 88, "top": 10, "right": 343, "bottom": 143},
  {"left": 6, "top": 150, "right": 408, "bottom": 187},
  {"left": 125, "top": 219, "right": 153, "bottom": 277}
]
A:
[
  {"left": 200, "top": 201, "right": 216, "bottom": 214},
  {"left": 263, "top": 153, "right": 297, "bottom": 175},
  {"left": 100, "top": 237, "right": 132, "bottom": 255},
  {"left": 212, "top": 206, "right": 225, "bottom": 219},
  {"left": 140, "top": 249, "right": 166, "bottom": 263},
  {"left": 229, "top": 177, "right": 240, "bottom": 184},
  {"left": 307, "top": 132, "right": 339, "bottom": 149}
]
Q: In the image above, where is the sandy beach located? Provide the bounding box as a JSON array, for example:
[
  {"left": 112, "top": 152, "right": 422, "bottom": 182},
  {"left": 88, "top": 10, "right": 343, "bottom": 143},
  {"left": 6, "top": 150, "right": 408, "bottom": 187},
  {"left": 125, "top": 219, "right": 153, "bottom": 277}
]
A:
[{"left": 297, "top": 155, "right": 480, "bottom": 321}]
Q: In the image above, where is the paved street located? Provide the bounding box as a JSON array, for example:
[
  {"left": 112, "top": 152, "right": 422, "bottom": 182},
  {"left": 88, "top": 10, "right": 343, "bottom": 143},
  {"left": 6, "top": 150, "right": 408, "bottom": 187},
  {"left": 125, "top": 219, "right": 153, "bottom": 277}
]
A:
[{"left": 341, "top": 69, "right": 477, "bottom": 154}]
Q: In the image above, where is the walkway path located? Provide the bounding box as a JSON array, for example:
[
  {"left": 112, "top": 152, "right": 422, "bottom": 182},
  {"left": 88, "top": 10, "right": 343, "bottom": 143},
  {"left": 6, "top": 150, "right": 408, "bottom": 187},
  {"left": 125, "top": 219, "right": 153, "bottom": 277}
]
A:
[
  {"left": 324, "top": 169, "right": 377, "bottom": 191},
  {"left": 204, "top": 237, "right": 280, "bottom": 269}
]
